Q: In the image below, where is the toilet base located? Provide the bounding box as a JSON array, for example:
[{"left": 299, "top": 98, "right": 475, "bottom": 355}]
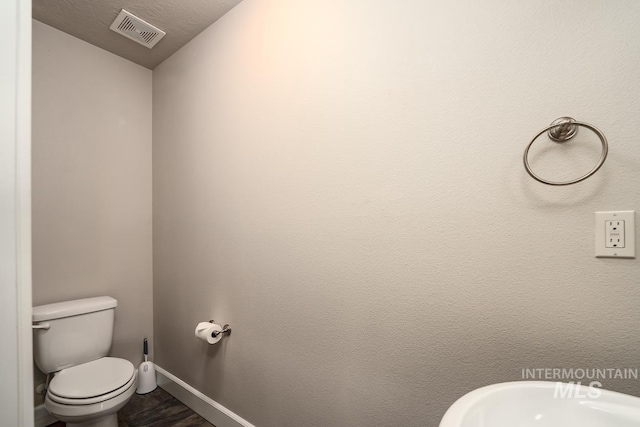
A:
[{"left": 67, "top": 413, "right": 117, "bottom": 427}]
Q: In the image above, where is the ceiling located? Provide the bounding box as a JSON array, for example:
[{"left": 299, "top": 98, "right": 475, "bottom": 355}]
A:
[{"left": 33, "top": 0, "right": 243, "bottom": 69}]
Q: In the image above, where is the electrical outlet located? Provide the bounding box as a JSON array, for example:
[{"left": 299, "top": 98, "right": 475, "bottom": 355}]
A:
[
  {"left": 595, "top": 210, "right": 635, "bottom": 258},
  {"left": 605, "top": 220, "right": 625, "bottom": 248}
]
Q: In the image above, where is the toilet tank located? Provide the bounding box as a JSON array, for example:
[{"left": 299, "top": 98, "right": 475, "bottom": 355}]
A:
[{"left": 33, "top": 296, "right": 118, "bottom": 373}]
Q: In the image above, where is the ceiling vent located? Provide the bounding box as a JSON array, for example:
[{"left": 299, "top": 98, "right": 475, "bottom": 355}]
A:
[{"left": 109, "top": 9, "right": 166, "bottom": 49}]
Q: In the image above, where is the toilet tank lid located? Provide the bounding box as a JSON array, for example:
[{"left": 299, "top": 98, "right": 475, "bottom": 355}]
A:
[{"left": 33, "top": 296, "right": 117, "bottom": 322}]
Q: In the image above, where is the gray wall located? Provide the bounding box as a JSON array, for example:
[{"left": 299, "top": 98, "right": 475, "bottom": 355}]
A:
[
  {"left": 32, "top": 20, "right": 153, "bottom": 372},
  {"left": 153, "top": 1, "right": 640, "bottom": 426}
]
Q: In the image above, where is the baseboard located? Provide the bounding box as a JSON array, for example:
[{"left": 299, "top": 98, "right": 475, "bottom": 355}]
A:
[
  {"left": 155, "top": 365, "right": 255, "bottom": 427},
  {"left": 34, "top": 403, "right": 56, "bottom": 427}
]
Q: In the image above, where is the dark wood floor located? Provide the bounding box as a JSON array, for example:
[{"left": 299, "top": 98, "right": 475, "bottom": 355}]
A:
[{"left": 49, "top": 387, "right": 215, "bottom": 427}]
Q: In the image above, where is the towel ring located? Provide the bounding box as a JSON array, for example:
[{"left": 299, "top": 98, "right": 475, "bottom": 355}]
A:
[{"left": 523, "top": 117, "right": 608, "bottom": 186}]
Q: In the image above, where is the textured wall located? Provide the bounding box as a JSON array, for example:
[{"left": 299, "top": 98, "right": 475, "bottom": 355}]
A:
[
  {"left": 32, "top": 21, "right": 153, "bottom": 372},
  {"left": 153, "top": 1, "right": 640, "bottom": 426}
]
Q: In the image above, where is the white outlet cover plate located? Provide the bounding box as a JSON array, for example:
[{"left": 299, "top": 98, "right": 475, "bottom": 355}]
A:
[{"left": 595, "top": 210, "right": 635, "bottom": 258}]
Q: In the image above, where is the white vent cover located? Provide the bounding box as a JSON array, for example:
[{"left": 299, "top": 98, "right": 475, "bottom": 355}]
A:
[{"left": 109, "top": 9, "right": 166, "bottom": 49}]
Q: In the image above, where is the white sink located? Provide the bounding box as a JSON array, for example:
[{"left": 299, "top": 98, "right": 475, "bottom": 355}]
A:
[{"left": 440, "top": 381, "right": 640, "bottom": 426}]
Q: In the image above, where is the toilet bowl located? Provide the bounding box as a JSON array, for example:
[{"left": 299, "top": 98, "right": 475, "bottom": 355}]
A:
[
  {"left": 44, "top": 358, "right": 137, "bottom": 427},
  {"left": 33, "top": 297, "right": 140, "bottom": 427}
]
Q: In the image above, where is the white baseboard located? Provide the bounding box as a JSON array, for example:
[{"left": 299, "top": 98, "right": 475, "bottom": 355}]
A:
[
  {"left": 155, "top": 365, "right": 255, "bottom": 427},
  {"left": 34, "top": 404, "right": 56, "bottom": 427}
]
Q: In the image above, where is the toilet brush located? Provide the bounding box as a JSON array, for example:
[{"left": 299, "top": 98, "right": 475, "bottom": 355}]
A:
[{"left": 136, "top": 338, "right": 157, "bottom": 394}]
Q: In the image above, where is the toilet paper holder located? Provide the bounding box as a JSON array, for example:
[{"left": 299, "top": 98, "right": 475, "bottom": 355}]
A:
[{"left": 209, "top": 320, "right": 231, "bottom": 338}]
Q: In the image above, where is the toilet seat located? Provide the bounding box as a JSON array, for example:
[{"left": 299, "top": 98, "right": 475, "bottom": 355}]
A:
[
  {"left": 48, "top": 357, "right": 135, "bottom": 405},
  {"left": 45, "top": 370, "right": 137, "bottom": 425}
]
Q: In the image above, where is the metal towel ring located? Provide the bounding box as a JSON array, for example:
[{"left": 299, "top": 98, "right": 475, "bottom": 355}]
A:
[{"left": 523, "top": 117, "right": 608, "bottom": 186}]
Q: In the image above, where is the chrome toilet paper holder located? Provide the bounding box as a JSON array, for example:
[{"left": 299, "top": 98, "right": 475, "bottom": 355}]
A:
[{"left": 209, "top": 320, "right": 231, "bottom": 338}]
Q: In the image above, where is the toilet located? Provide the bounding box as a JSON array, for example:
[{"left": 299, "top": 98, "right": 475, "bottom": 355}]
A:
[{"left": 32, "top": 296, "right": 138, "bottom": 427}]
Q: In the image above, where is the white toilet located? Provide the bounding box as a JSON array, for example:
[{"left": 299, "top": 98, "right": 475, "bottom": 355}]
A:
[{"left": 33, "top": 296, "right": 138, "bottom": 427}]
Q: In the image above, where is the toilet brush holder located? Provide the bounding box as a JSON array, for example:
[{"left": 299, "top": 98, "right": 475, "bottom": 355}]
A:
[
  {"left": 137, "top": 360, "right": 157, "bottom": 394},
  {"left": 136, "top": 338, "right": 157, "bottom": 394}
]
